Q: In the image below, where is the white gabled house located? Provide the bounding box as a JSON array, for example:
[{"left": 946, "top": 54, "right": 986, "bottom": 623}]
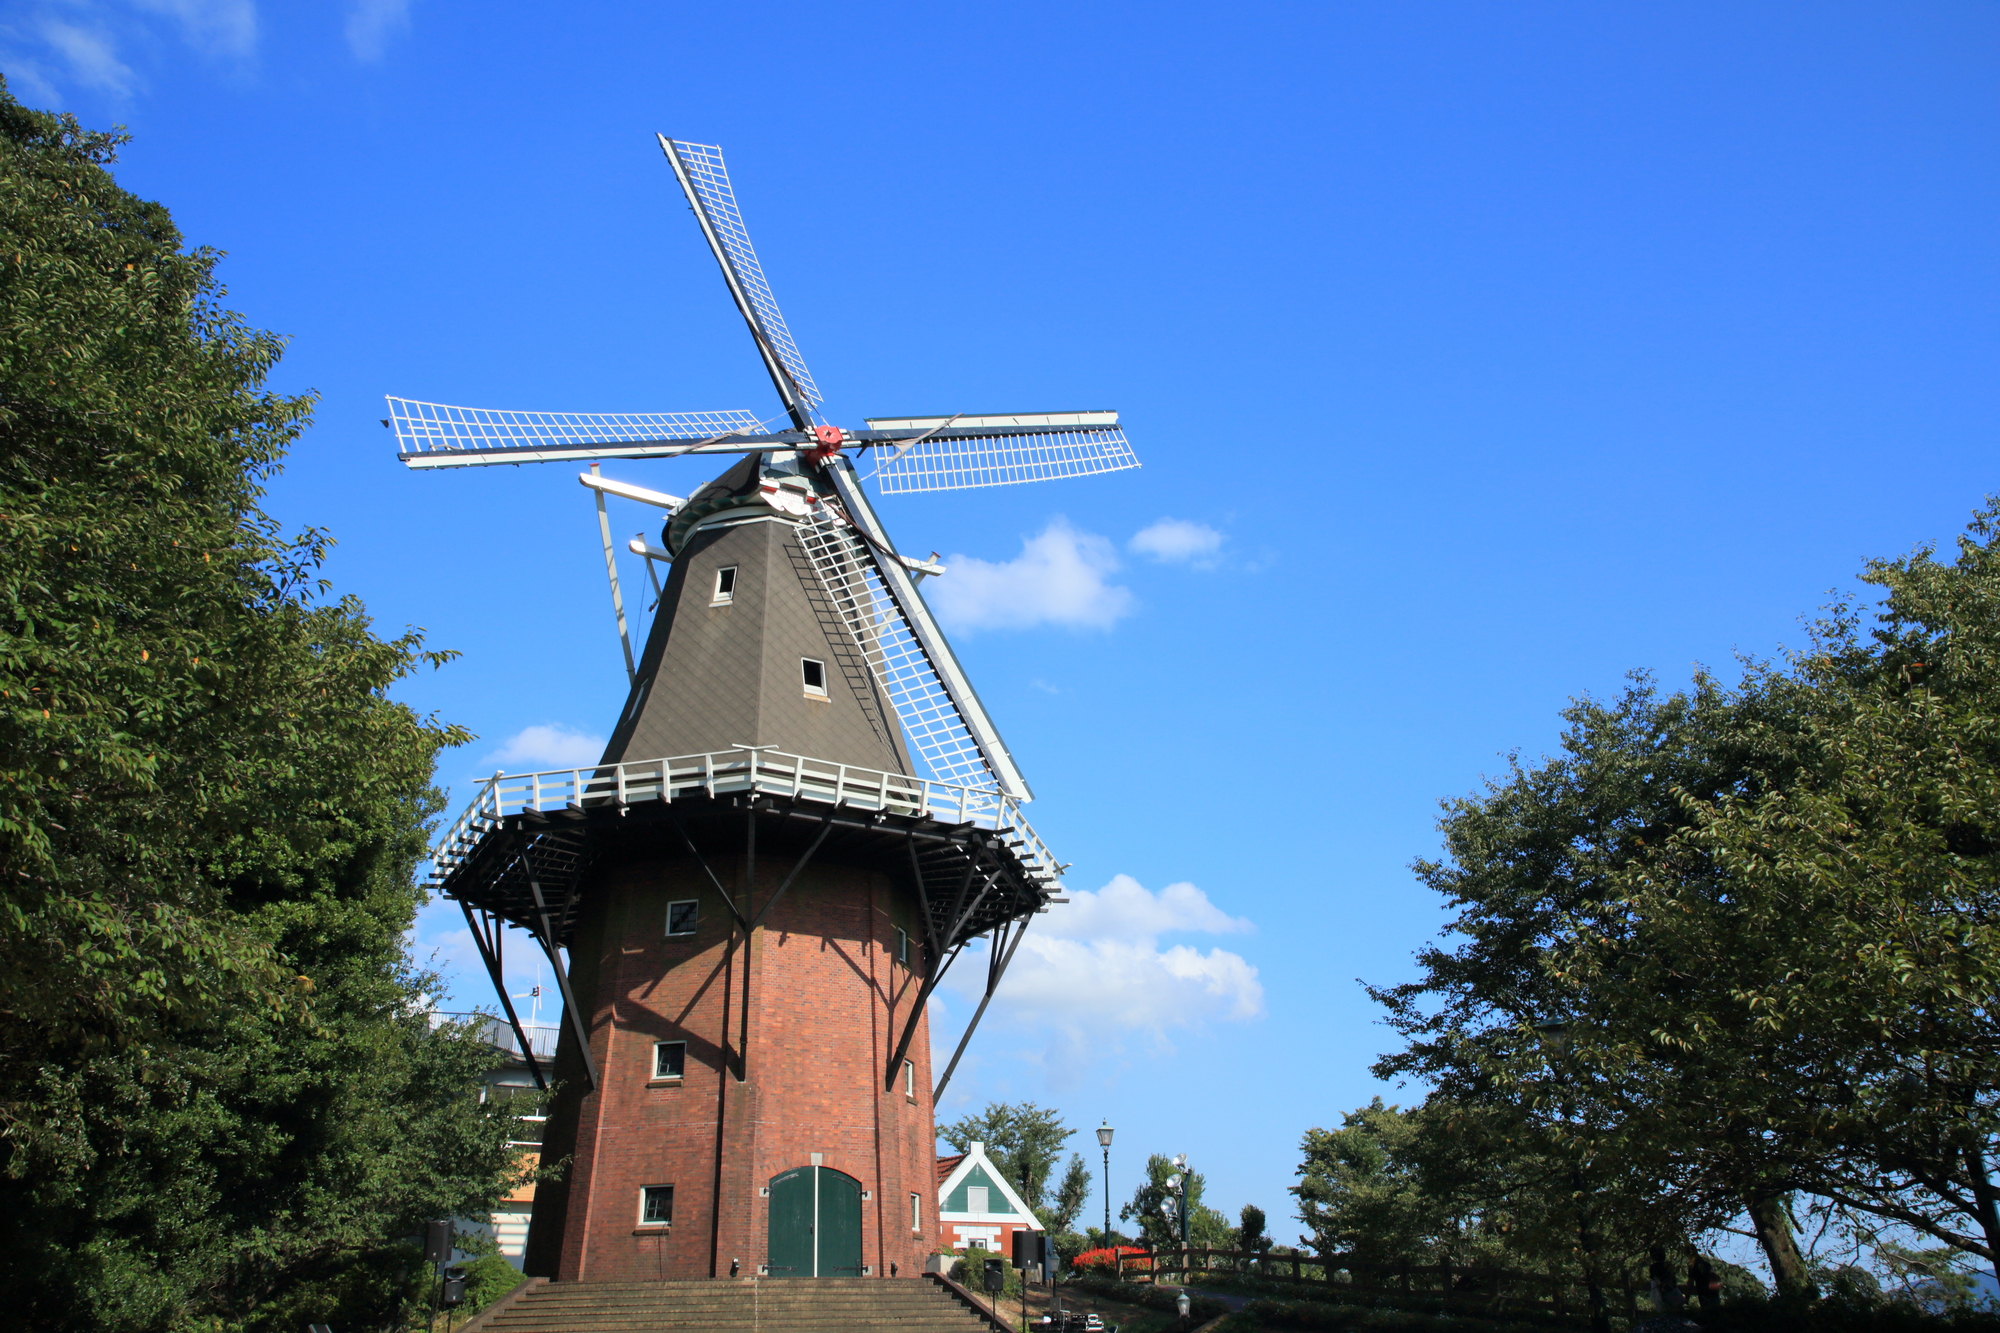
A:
[{"left": 936, "top": 1141, "right": 1043, "bottom": 1254}]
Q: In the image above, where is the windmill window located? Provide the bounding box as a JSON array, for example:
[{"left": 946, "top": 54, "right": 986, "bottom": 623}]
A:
[
  {"left": 911, "top": 1192, "right": 922, "bottom": 1232},
  {"left": 640, "top": 1185, "right": 673, "bottom": 1225},
  {"left": 653, "top": 1041, "right": 686, "bottom": 1081},
  {"left": 903, "top": 1059, "right": 916, "bottom": 1098},
  {"left": 801, "top": 658, "right": 827, "bottom": 696},
  {"left": 896, "top": 926, "right": 909, "bottom": 966},
  {"left": 666, "top": 900, "right": 698, "bottom": 937},
  {"left": 712, "top": 567, "right": 737, "bottom": 604}
]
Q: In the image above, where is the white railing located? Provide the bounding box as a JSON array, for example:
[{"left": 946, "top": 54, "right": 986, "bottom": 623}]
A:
[
  {"left": 431, "top": 1013, "right": 561, "bottom": 1060},
  {"left": 428, "top": 747, "right": 1060, "bottom": 889}
]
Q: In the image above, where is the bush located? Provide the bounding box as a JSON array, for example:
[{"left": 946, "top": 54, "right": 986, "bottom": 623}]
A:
[
  {"left": 1065, "top": 1274, "right": 1229, "bottom": 1322},
  {"left": 1237, "top": 1298, "right": 1563, "bottom": 1332},
  {"left": 459, "top": 1255, "right": 528, "bottom": 1315},
  {"left": 1074, "top": 1247, "right": 1153, "bottom": 1276},
  {"left": 947, "top": 1249, "right": 1027, "bottom": 1298}
]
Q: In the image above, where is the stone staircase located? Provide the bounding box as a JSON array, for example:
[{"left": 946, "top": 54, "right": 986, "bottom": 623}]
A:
[{"left": 471, "top": 1276, "right": 1003, "bottom": 1332}]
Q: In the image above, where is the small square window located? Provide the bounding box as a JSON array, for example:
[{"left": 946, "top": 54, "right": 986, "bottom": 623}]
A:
[
  {"left": 641, "top": 1185, "right": 673, "bottom": 1225},
  {"left": 903, "top": 1059, "right": 916, "bottom": 1098},
  {"left": 896, "top": 926, "right": 909, "bottom": 966},
  {"left": 666, "top": 900, "right": 698, "bottom": 937},
  {"left": 712, "top": 567, "right": 737, "bottom": 604},
  {"left": 654, "top": 1041, "right": 686, "bottom": 1080},
  {"left": 801, "top": 658, "right": 826, "bottom": 696}
]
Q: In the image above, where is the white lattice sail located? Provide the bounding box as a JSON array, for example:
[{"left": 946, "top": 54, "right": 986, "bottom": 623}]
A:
[
  {"left": 663, "top": 139, "right": 823, "bottom": 411},
  {"left": 795, "top": 511, "right": 1003, "bottom": 795},
  {"left": 866, "top": 414, "right": 1140, "bottom": 493},
  {"left": 389, "top": 398, "right": 767, "bottom": 467}
]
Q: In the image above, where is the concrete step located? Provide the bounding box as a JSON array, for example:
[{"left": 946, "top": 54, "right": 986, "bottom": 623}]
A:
[{"left": 476, "top": 1277, "right": 995, "bottom": 1333}]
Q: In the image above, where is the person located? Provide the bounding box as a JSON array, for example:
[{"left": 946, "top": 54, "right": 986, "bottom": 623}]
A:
[
  {"left": 1647, "top": 1246, "right": 1687, "bottom": 1312},
  {"left": 1687, "top": 1253, "right": 1723, "bottom": 1312}
]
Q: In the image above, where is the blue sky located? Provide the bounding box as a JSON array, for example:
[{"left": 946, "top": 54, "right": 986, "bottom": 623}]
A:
[{"left": 10, "top": 0, "right": 1997, "bottom": 1247}]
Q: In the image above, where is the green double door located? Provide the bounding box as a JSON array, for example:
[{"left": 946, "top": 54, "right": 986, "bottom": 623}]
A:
[{"left": 767, "top": 1165, "right": 863, "bottom": 1277}]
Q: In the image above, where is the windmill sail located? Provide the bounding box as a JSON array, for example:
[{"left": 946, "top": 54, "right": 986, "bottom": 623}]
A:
[
  {"left": 795, "top": 457, "right": 1033, "bottom": 801},
  {"left": 659, "top": 137, "right": 822, "bottom": 421},
  {"left": 863, "top": 411, "right": 1139, "bottom": 493},
  {"left": 389, "top": 398, "right": 770, "bottom": 468}
]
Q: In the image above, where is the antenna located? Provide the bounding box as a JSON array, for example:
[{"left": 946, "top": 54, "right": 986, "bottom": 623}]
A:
[{"left": 510, "top": 959, "right": 545, "bottom": 1029}]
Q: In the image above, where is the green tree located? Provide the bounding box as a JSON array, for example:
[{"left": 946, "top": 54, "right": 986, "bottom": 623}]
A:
[
  {"left": 1120, "top": 1153, "right": 1231, "bottom": 1252},
  {"left": 1294, "top": 1100, "right": 1441, "bottom": 1266},
  {"left": 1234, "top": 1203, "right": 1270, "bottom": 1255},
  {"left": 0, "top": 81, "right": 525, "bottom": 1331},
  {"left": 940, "top": 1101, "right": 1076, "bottom": 1213},
  {"left": 1049, "top": 1152, "right": 1092, "bottom": 1233},
  {"left": 1369, "top": 673, "right": 1816, "bottom": 1295},
  {"left": 1374, "top": 502, "right": 2000, "bottom": 1298}
]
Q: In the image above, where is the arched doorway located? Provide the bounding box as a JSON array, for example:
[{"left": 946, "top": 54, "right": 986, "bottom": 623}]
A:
[{"left": 766, "top": 1165, "right": 863, "bottom": 1277}]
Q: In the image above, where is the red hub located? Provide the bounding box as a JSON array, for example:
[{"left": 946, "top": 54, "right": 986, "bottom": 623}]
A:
[{"left": 807, "top": 424, "right": 844, "bottom": 461}]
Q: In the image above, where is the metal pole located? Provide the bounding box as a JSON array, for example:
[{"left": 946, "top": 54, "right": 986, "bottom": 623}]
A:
[
  {"left": 591, "top": 463, "right": 636, "bottom": 683},
  {"left": 1102, "top": 1146, "right": 1111, "bottom": 1241}
]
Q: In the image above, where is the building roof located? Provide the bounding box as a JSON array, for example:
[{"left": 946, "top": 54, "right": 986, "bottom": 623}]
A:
[
  {"left": 936, "top": 1141, "right": 1042, "bottom": 1229},
  {"left": 599, "top": 455, "right": 910, "bottom": 774},
  {"left": 935, "top": 1153, "right": 965, "bottom": 1187}
]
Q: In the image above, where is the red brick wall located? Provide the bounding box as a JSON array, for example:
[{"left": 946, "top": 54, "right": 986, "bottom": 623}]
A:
[{"left": 522, "top": 844, "right": 940, "bottom": 1281}]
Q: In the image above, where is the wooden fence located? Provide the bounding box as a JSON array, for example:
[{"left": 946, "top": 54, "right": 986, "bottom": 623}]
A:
[{"left": 1099, "top": 1246, "right": 1654, "bottom": 1320}]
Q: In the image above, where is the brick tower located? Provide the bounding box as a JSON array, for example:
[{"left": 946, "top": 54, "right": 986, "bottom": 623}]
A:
[{"left": 397, "top": 135, "right": 1138, "bottom": 1285}]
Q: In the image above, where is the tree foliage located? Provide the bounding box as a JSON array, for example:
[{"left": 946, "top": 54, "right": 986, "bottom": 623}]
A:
[
  {"left": 940, "top": 1100, "right": 1077, "bottom": 1214},
  {"left": 0, "top": 81, "right": 523, "bottom": 1331},
  {"left": 1120, "top": 1152, "right": 1232, "bottom": 1251},
  {"left": 1050, "top": 1152, "right": 1093, "bottom": 1235},
  {"left": 1369, "top": 499, "right": 2000, "bottom": 1299}
]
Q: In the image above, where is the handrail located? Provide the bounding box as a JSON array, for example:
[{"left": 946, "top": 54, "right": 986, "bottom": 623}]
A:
[{"left": 427, "top": 747, "right": 1060, "bottom": 889}]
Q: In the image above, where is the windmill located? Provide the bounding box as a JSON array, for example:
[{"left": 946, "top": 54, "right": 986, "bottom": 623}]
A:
[{"left": 398, "top": 138, "right": 1136, "bottom": 1284}]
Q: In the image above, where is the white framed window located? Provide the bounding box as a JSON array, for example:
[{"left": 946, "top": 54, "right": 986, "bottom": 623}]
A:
[
  {"left": 653, "top": 1041, "right": 686, "bottom": 1080},
  {"left": 903, "top": 1059, "right": 916, "bottom": 1098},
  {"left": 666, "top": 900, "right": 698, "bottom": 936},
  {"left": 801, "top": 658, "right": 827, "bottom": 696},
  {"left": 712, "top": 566, "right": 737, "bottom": 604},
  {"left": 967, "top": 1185, "right": 989, "bottom": 1215},
  {"left": 640, "top": 1184, "right": 673, "bottom": 1225},
  {"left": 910, "top": 1192, "right": 922, "bottom": 1232},
  {"left": 896, "top": 925, "right": 909, "bottom": 966}
]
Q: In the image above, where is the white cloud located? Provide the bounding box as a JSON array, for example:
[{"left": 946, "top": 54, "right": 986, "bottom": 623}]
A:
[
  {"left": 1129, "top": 518, "right": 1223, "bottom": 566},
  {"left": 480, "top": 724, "right": 605, "bottom": 773},
  {"left": 36, "top": 20, "right": 137, "bottom": 95},
  {"left": 344, "top": 0, "right": 411, "bottom": 61},
  {"left": 927, "top": 518, "right": 1134, "bottom": 632},
  {"left": 129, "top": 0, "right": 256, "bottom": 58},
  {"left": 937, "top": 875, "right": 1262, "bottom": 1088},
  {"left": 6, "top": 0, "right": 258, "bottom": 102},
  {"left": 1039, "top": 873, "right": 1253, "bottom": 944}
]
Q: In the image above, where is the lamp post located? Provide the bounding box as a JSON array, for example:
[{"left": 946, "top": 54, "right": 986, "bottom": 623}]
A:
[
  {"left": 1096, "top": 1122, "right": 1115, "bottom": 1242},
  {"left": 1165, "top": 1154, "right": 1190, "bottom": 1280},
  {"left": 1171, "top": 1154, "right": 1189, "bottom": 1248}
]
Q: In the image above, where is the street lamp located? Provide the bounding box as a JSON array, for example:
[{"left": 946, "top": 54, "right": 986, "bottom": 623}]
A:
[
  {"left": 1096, "top": 1122, "right": 1115, "bottom": 1241},
  {"left": 1168, "top": 1155, "right": 1190, "bottom": 1249}
]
